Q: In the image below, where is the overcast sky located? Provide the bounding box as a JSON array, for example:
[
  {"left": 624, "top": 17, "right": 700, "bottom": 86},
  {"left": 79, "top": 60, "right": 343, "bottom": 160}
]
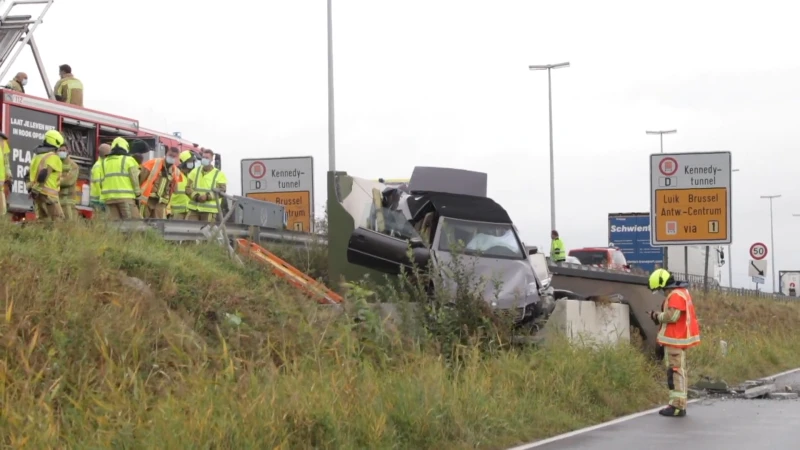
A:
[{"left": 9, "top": 0, "right": 799, "bottom": 291}]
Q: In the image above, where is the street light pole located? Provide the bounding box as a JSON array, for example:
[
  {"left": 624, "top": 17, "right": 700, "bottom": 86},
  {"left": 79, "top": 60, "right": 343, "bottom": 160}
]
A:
[
  {"left": 760, "top": 194, "right": 781, "bottom": 292},
  {"left": 645, "top": 129, "right": 677, "bottom": 153},
  {"left": 326, "top": 0, "right": 336, "bottom": 172},
  {"left": 529, "top": 61, "right": 570, "bottom": 232},
  {"left": 727, "top": 168, "right": 740, "bottom": 288}
]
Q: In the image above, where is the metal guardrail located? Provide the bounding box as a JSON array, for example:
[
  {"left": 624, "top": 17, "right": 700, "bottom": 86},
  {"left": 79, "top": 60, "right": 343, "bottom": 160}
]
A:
[
  {"left": 105, "top": 219, "right": 328, "bottom": 247},
  {"left": 547, "top": 260, "right": 793, "bottom": 301},
  {"left": 104, "top": 218, "right": 791, "bottom": 301}
]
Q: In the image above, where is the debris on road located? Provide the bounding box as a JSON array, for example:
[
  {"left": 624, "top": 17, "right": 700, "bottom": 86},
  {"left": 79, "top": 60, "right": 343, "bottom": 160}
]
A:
[
  {"left": 690, "top": 376, "right": 800, "bottom": 401},
  {"left": 767, "top": 392, "right": 799, "bottom": 400},
  {"left": 743, "top": 384, "right": 776, "bottom": 399}
]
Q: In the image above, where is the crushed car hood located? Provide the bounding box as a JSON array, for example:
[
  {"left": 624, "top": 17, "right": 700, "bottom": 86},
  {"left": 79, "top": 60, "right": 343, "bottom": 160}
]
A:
[{"left": 434, "top": 251, "right": 540, "bottom": 310}]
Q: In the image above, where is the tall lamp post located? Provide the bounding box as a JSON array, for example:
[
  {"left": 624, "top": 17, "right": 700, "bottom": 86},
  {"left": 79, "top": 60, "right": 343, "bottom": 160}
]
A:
[
  {"left": 726, "top": 168, "right": 740, "bottom": 288},
  {"left": 645, "top": 129, "right": 677, "bottom": 153},
  {"left": 529, "top": 61, "right": 570, "bottom": 232},
  {"left": 326, "top": 0, "right": 336, "bottom": 171},
  {"left": 760, "top": 194, "right": 781, "bottom": 292}
]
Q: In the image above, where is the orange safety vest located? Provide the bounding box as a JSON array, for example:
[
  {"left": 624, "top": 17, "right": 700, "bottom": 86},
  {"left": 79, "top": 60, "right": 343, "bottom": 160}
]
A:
[
  {"left": 140, "top": 158, "right": 182, "bottom": 198},
  {"left": 656, "top": 287, "right": 701, "bottom": 349}
]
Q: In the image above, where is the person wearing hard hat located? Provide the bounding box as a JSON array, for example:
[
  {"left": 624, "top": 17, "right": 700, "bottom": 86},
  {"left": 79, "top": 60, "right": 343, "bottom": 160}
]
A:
[
  {"left": 647, "top": 268, "right": 701, "bottom": 418},
  {"left": 89, "top": 143, "right": 111, "bottom": 218},
  {"left": 168, "top": 150, "right": 196, "bottom": 220},
  {"left": 550, "top": 230, "right": 566, "bottom": 263},
  {"left": 99, "top": 137, "right": 142, "bottom": 220},
  {"left": 27, "top": 129, "right": 65, "bottom": 220}
]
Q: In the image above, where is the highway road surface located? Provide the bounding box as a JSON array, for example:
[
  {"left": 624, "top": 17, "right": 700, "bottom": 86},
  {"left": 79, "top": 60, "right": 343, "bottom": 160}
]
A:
[{"left": 509, "top": 368, "right": 800, "bottom": 450}]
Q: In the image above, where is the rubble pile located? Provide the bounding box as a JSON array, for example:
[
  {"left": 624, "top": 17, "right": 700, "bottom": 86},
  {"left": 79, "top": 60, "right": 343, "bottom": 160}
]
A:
[{"left": 690, "top": 377, "right": 800, "bottom": 400}]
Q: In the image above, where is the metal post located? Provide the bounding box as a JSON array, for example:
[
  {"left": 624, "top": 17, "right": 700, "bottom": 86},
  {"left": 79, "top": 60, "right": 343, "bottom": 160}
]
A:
[
  {"left": 546, "top": 68, "right": 555, "bottom": 231},
  {"left": 327, "top": 0, "right": 336, "bottom": 172},
  {"left": 769, "top": 200, "right": 776, "bottom": 292},
  {"left": 684, "top": 246, "right": 689, "bottom": 282},
  {"left": 761, "top": 194, "right": 781, "bottom": 292},
  {"left": 529, "top": 62, "right": 569, "bottom": 233},
  {"left": 703, "top": 245, "right": 710, "bottom": 294},
  {"left": 725, "top": 169, "right": 740, "bottom": 288},
  {"left": 727, "top": 244, "right": 733, "bottom": 288}
]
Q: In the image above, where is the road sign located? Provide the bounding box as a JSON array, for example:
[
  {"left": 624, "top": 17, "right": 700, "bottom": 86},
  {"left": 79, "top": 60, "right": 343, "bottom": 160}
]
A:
[
  {"left": 748, "top": 259, "right": 768, "bottom": 278},
  {"left": 649, "top": 151, "right": 732, "bottom": 246},
  {"left": 779, "top": 271, "right": 800, "bottom": 296},
  {"left": 749, "top": 242, "right": 767, "bottom": 260},
  {"left": 248, "top": 161, "right": 266, "bottom": 179},
  {"left": 752, "top": 275, "right": 766, "bottom": 285},
  {"left": 240, "top": 156, "right": 314, "bottom": 232}
]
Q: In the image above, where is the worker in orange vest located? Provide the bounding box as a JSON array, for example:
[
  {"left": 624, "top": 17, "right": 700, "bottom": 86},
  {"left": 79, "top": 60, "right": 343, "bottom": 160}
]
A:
[
  {"left": 647, "top": 268, "right": 701, "bottom": 418},
  {"left": 138, "top": 146, "right": 182, "bottom": 219}
]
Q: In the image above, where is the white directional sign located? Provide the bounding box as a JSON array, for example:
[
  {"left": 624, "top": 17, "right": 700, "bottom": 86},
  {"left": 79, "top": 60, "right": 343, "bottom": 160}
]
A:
[
  {"left": 240, "top": 156, "right": 315, "bottom": 232},
  {"left": 649, "top": 151, "right": 732, "bottom": 246},
  {"left": 748, "top": 259, "right": 768, "bottom": 283}
]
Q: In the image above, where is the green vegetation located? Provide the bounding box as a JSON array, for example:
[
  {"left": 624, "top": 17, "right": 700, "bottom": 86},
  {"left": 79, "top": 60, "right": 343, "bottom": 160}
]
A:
[{"left": 2, "top": 221, "right": 800, "bottom": 449}]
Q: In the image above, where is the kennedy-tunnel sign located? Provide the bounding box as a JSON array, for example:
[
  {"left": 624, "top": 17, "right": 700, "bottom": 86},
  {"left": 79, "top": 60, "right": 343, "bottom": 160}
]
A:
[
  {"left": 241, "top": 156, "right": 314, "bottom": 232},
  {"left": 649, "top": 151, "right": 732, "bottom": 246}
]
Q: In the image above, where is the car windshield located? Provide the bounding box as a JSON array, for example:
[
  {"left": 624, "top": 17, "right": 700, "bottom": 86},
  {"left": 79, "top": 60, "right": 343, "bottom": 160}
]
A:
[
  {"left": 436, "top": 217, "right": 525, "bottom": 260},
  {"left": 569, "top": 250, "right": 608, "bottom": 266}
]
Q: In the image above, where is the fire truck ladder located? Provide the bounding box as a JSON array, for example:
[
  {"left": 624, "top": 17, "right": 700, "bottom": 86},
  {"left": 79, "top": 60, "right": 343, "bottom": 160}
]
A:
[{"left": 0, "top": 0, "right": 55, "bottom": 99}]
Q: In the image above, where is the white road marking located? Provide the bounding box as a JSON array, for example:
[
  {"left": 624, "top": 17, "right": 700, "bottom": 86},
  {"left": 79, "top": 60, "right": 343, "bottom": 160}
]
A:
[{"left": 506, "top": 367, "right": 800, "bottom": 450}]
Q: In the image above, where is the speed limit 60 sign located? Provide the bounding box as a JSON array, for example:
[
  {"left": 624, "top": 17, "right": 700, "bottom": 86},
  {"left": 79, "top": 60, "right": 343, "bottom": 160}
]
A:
[{"left": 750, "top": 242, "right": 768, "bottom": 260}]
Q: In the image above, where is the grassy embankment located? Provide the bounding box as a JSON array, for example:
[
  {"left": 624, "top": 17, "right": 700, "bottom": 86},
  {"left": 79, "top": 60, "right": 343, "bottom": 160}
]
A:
[{"left": 2, "top": 220, "right": 800, "bottom": 449}]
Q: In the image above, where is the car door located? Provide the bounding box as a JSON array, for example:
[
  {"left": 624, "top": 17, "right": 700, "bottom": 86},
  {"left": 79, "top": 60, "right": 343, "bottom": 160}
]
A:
[{"left": 343, "top": 179, "right": 430, "bottom": 275}]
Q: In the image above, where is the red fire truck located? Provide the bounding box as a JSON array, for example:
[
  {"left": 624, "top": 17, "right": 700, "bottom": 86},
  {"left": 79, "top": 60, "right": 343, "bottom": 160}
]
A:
[
  {"left": 2, "top": 88, "right": 222, "bottom": 221},
  {"left": 0, "top": 0, "right": 221, "bottom": 220}
]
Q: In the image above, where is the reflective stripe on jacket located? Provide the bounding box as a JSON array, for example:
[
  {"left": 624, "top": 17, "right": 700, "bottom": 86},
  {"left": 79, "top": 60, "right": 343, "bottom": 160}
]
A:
[
  {"left": 59, "top": 157, "right": 79, "bottom": 205},
  {"left": 551, "top": 238, "right": 566, "bottom": 262},
  {"left": 657, "top": 288, "right": 701, "bottom": 349},
  {"left": 169, "top": 175, "right": 190, "bottom": 214},
  {"left": 30, "top": 151, "right": 62, "bottom": 198},
  {"left": 140, "top": 157, "right": 181, "bottom": 199},
  {"left": 100, "top": 155, "right": 138, "bottom": 201},
  {"left": 90, "top": 159, "right": 105, "bottom": 203},
  {"left": 188, "top": 167, "right": 227, "bottom": 213}
]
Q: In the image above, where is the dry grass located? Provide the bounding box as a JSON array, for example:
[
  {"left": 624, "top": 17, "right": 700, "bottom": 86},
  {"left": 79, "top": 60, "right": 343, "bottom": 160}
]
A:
[{"left": 0, "top": 220, "right": 799, "bottom": 449}]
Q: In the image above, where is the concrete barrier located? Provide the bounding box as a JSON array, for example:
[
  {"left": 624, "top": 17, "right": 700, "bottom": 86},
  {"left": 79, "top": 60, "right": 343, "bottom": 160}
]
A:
[{"left": 541, "top": 299, "right": 631, "bottom": 347}]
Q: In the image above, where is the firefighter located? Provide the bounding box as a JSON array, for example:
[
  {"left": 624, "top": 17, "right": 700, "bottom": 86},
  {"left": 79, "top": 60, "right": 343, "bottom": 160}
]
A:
[
  {"left": 138, "top": 146, "right": 182, "bottom": 219},
  {"left": 0, "top": 132, "right": 11, "bottom": 216},
  {"left": 187, "top": 148, "right": 227, "bottom": 222},
  {"left": 647, "top": 268, "right": 701, "bottom": 418},
  {"left": 550, "top": 230, "right": 566, "bottom": 263},
  {"left": 27, "top": 130, "right": 65, "bottom": 220},
  {"left": 129, "top": 139, "right": 149, "bottom": 165},
  {"left": 4, "top": 72, "right": 27, "bottom": 93},
  {"left": 168, "top": 150, "right": 196, "bottom": 220},
  {"left": 89, "top": 143, "right": 111, "bottom": 217},
  {"left": 54, "top": 64, "right": 83, "bottom": 106},
  {"left": 99, "top": 137, "right": 142, "bottom": 220},
  {"left": 58, "top": 144, "right": 80, "bottom": 221}
]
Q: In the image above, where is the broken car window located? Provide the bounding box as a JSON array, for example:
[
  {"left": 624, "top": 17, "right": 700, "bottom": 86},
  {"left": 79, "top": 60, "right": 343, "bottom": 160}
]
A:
[{"left": 437, "top": 217, "right": 525, "bottom": 260}]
